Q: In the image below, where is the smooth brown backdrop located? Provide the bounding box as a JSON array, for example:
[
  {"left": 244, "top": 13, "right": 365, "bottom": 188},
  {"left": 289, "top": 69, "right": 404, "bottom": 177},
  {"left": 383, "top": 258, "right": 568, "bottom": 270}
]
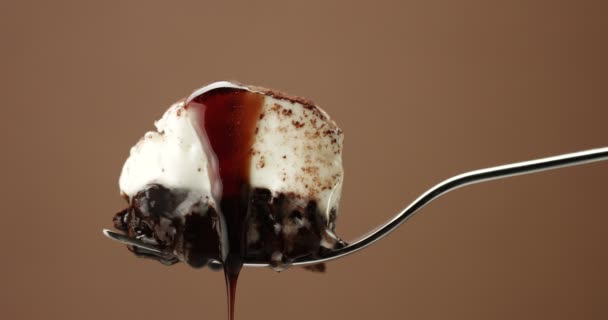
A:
[{"left": 1, "top": 1, "right": 607, "bottom": 319}]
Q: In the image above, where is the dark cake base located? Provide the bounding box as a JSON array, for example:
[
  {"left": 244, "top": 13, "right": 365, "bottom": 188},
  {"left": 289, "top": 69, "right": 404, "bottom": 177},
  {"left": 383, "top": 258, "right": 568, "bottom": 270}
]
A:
[{"left": 113, "top": 185, "right": 345, "bottom": 271}]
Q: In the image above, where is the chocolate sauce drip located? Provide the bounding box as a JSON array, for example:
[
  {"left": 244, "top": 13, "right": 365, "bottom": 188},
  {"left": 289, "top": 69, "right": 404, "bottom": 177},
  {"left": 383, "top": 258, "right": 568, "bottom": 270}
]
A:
[
  {"left": 225, "top": 270, "right": 240, "bottom": 320},
  {"left": 187, "top": 88, "right": 264, "bottom": 320}
]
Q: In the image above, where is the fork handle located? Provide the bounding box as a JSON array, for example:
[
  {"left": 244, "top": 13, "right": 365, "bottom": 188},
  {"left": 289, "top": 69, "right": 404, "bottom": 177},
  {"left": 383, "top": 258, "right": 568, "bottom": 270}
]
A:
[{"left": 284, "top": 146, "right": 608, "bottom": 267}]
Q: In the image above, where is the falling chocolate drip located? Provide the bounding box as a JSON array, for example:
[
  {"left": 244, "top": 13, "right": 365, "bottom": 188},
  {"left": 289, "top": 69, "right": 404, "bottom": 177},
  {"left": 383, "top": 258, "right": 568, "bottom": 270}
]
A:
[
  {"left": 225, "top": 268, "right": 240, "bottom": 320},
  {"left": 187, "top": 88, "right": 264, "bottom": 320}
]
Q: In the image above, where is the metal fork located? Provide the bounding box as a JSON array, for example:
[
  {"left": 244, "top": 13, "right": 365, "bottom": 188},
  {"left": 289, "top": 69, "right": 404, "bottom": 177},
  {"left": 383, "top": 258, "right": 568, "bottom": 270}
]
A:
[{"left": 103, "top": 146, "right": 608, "bottom": 268}]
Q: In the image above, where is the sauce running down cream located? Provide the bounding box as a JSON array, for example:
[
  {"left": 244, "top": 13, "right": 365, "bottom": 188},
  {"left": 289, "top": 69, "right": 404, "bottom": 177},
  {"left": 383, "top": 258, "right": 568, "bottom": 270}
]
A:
[{"left": 187, "top": 88, "right": 264, "bottom": 320}]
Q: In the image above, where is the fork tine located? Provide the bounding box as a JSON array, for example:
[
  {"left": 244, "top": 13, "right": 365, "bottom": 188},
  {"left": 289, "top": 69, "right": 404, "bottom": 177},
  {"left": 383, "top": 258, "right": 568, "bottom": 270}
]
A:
[
  {"left": 102, "top": 229, "right": 165, "bottom": 254},
  {"left": 102, "top": 228, "right": 269, "bottom": 267}
]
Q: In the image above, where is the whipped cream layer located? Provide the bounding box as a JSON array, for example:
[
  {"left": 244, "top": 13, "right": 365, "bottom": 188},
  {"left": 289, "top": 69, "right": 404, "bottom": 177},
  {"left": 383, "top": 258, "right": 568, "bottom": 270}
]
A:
[
  {"left": 119, "top": 81, "right": 343, "bottom": 219},
  {"left": 118, "top": 100, "right": 215, "bottom": 212}
]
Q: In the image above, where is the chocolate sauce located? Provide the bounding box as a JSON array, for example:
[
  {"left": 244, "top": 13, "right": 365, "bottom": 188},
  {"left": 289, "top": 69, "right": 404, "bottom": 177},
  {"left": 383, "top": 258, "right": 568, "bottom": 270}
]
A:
[
  {"left": 225, "top": 271, "right": 239, "bottom": 320},
  {"left": 187, "top": 88, "right": 264, "bottom": 320}
]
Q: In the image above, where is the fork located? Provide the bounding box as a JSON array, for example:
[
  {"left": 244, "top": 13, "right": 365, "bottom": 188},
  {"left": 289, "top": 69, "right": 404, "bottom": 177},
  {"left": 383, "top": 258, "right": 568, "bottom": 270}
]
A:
[{"left": 103, "top": 146, "right": 608, "bottom": 268}]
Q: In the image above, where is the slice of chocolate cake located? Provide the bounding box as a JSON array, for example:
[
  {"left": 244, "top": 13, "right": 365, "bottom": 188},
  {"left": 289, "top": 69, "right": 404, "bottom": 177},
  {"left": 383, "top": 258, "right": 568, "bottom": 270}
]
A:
[{"left": 113, "top": 81, "right": 345, "bottom": 272}]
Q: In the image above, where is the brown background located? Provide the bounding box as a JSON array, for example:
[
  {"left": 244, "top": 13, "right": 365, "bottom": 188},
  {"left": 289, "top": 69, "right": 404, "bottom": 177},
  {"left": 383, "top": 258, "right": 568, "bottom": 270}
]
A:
[{"left": 1, "top": 1, "right": 607, "bottom": 319}]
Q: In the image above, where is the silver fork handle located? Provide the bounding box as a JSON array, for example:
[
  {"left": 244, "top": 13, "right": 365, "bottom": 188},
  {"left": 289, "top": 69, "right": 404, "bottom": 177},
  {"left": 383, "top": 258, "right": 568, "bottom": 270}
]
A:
[{"left": 270, "top": 146, "right": 608, "bottom": 267}]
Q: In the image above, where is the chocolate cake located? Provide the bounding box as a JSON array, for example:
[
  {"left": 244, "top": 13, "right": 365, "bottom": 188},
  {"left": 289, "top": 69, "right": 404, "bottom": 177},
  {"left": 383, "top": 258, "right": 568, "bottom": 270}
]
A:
[{"left": 113, "top": 81, "right": 346, "bottom": 273}]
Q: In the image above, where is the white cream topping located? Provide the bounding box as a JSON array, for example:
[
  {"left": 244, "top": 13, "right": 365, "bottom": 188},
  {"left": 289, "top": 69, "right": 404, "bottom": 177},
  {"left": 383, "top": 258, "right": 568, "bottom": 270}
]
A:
[
  {"left": 119, "top": 81, "right": 344, "bottom": 219},
  {"left": 119, "top": 101, "right": 213, "bottom": 208},
  {"left": 249, "top": 96, "right": 343, "bottom": 217}
]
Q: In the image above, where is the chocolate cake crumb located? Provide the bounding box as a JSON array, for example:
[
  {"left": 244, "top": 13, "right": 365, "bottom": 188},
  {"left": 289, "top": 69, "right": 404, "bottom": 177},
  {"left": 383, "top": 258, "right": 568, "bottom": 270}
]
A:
[
  {"left": 281, "top": 108, "right": 293, "bottom": 117},
  {"left": 292, "top": 120, "right": 305, "bottom": 128},
  {"left": 249, "top": 86, "right": 317, "bottom": 110}
]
